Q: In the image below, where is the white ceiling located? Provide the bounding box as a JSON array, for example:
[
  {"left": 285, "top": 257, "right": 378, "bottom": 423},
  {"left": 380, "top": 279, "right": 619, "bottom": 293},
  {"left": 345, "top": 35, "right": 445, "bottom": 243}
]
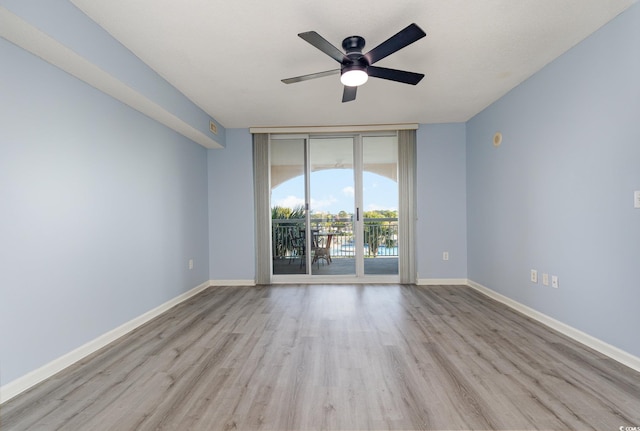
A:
[{"left": 70, "top": 0, "right": 635, "bottom": 129}]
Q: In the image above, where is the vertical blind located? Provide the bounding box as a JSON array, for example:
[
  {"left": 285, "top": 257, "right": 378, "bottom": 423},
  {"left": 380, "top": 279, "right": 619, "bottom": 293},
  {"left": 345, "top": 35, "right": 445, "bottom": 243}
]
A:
[
  {"left": 398, "top": 129, "right": 417, "bottom": 284},
  {"left": 252, "top": 133, "right": 271, "bottom": 285}
]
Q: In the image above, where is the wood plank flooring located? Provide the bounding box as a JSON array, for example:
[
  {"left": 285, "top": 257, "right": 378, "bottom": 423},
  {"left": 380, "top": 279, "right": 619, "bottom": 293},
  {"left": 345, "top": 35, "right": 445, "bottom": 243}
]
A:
[{"left": 2, "top": 284, "right": 639, "bottom": 430}]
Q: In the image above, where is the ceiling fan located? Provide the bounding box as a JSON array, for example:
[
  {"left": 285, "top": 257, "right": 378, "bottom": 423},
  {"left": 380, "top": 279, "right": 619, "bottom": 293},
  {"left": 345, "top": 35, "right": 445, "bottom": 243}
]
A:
[{"left": 282, "top": 23, "right": 426, "bottom": 102}]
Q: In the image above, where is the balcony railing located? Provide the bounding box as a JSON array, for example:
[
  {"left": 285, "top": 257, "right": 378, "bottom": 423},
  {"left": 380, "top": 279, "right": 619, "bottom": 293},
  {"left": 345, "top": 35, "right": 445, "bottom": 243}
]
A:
[{"left": 272, "top": 217, "right": 398, "bottom": 259}]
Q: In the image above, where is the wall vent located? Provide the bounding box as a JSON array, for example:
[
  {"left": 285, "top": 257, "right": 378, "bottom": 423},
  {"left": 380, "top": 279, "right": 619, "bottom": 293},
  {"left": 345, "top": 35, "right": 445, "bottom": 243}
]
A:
[{"left": 209, "top": 121, "right": 218, "bottom": 135}]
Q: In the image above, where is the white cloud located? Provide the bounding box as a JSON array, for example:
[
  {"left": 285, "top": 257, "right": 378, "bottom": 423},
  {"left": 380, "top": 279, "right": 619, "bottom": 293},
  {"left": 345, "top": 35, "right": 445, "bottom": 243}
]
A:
[
  {"left": 274, "top": 195, "right": 305, "bottom": 208},
  {"left": 342, "top": 186, "right": 354, "bottom": 197},
  {"left": 366, "top": 203, "right": 397, "bottom": 211},
  {"left": 311, "top": 195, "right": 338, "bottom": 210},
  {"left": 274, "top": 195, "right": 341, "bottom": 212}
]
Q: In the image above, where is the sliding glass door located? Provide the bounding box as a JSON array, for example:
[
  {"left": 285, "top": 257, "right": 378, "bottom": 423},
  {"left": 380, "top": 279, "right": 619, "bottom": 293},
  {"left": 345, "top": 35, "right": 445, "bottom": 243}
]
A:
[
  {"left": 270, "top": 133, "right": 398, "bottom": 281},
  {"left": 309, "top": 137, "right": 356, "bottom": 276},
  {"left": 362, "top": 136, "right": 398, "bottom": 276},
  {"left": 270, "top": 137, "right": 308, "bottom": 275}
]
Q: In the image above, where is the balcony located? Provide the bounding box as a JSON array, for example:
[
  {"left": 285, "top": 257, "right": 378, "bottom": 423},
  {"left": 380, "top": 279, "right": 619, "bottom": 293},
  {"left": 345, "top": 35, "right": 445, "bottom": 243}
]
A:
[{"left": 272, "top": 217, "right": 398, "bottom": 275}]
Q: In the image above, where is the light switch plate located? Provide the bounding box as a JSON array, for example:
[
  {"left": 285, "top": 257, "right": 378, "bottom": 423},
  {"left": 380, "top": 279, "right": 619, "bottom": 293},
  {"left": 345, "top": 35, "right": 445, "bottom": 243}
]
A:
[{"left": 634, "top": 190, "right": 640, "bottom": 208}]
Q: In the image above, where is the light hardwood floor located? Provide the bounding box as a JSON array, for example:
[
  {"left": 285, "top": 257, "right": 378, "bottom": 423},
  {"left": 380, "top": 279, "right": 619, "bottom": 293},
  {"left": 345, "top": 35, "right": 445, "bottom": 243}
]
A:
[{"left": 2, "top": 284, "right": 639, "bottom": 430}]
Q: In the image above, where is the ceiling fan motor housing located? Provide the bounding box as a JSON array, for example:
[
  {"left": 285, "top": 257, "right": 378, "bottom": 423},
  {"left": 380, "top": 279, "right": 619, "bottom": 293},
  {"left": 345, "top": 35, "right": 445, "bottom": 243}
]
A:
[
  {"left": 341, "top": 36, "right": 369, "bottom": 74},
  {"left": 342, "top": 35, "right": 366, "bottom": 54}
]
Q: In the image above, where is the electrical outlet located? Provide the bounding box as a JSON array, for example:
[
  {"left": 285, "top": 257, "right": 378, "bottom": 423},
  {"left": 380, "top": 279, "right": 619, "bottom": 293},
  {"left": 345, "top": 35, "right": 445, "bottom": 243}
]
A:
[
  {"left": 542, "top": 273, "right": 549, "bottom": 286},
  {"left": 635, "top": 191, "right": 640, "bottom": 208},
  {"left": 442, "top": 251, "right": 449, "bottom": 261},
  {"left": 531, "top": 269, "right": 538, "bottom": 283},
  {"left": 188, "top": 259, "right": 194, "bottom": 270},
  {"left": 551, "top": 275, "right": 559, "bottom": 288}
]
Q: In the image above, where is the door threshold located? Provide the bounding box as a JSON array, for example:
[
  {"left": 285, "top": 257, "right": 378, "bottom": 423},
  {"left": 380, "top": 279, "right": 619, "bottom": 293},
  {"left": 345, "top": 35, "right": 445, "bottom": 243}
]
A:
[{"left": 271, "top": 275, "right": 400, "bottom": 284}]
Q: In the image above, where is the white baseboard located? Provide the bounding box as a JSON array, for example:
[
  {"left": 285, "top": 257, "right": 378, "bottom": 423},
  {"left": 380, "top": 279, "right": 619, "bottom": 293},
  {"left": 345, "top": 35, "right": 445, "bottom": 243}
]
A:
[
  {"left": 0, "top": 280, "right": 212, "bottom": 404},
  {"left": 417, "top": 278, "right": 469, "bottom": 286},
  {"left": 467, "top": 280, "right": 640, "bottom": 373},
  {"left": 209, "top": 279, "right": 256, "bottom": 287}
]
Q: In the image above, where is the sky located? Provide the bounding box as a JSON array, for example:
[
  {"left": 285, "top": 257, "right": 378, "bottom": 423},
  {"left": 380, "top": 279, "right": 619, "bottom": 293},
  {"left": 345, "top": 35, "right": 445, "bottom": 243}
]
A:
[{"left": 271, "top": 168, "right": 398, "bottom": 215}]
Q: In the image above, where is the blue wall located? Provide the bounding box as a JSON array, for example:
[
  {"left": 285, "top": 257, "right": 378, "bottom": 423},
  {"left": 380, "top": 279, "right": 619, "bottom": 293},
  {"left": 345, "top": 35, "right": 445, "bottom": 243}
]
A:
[
  {"left": 0, "top": 38, "right": 210, "bottom": 384},
  {"left": 417, "top": 124, "right": 468, "bottom": 281},
  {"left": 467, "top": 4, "right": 640, "bottom": 357},
  {"left": 207, "top": 129, "right": 256, "bottom": 282},
  {"left": 0, "top": 0, "right": 225, "bottom": 147}
]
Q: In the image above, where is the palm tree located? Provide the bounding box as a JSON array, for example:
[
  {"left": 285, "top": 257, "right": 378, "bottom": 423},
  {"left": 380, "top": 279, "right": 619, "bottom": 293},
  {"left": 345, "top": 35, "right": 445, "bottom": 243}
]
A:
[
  {"left": 271, "top": 205, "right": 305, "bottom": 258},
  {"left": 363, "top": 210, "right": 397, "bottom": 257}
]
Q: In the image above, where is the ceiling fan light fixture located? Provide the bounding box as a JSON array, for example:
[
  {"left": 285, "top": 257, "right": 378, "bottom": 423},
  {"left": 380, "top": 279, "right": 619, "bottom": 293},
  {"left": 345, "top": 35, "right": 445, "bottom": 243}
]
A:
[{"left": 340, "top": 68, "right": 368, "bottom": 87}]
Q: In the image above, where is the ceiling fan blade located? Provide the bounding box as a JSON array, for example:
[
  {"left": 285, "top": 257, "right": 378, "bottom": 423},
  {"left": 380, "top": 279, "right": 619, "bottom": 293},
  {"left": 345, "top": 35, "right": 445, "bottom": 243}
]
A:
[
  {"left": 368, "top": 66, "right": 424, "bottom": 85},
  {"left": 298, "top": 31, "right": 348, "bottom": 63},
  {"left": 342, "top": 85, "right": 357, "bottom": 102},
  {"left": 281, "top": 69, "right": 340, "bottom": 84},
  {"left": 364, "top": 23, "right": 426, "bottom": 65}
]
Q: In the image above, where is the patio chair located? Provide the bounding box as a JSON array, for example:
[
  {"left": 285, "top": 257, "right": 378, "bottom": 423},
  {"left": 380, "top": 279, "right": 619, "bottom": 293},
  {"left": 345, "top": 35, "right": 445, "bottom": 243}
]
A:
[
  {"left": 312, "top": 234, "right": 333, "bottom": 267},
  {"left": 288, "top": 229, "right": 306, "bottom": 267}
]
